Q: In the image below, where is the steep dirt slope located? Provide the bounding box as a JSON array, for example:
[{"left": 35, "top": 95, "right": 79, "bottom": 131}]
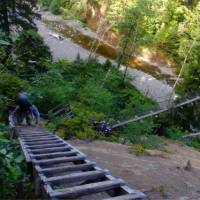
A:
[{"left": 70, "top": 140, "right": 200, "bottom": 200}]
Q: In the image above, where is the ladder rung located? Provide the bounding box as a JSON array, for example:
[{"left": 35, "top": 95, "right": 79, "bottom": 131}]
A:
[
  {"left": 19, "top": 133, "right": 50, "bottom": 137},
  {"left": 31, "top": 150, "right": 77, "bottom": 160},
  {"left": 37, "top": 162, "right": 95, "bottom": 175},
  {"left": 43, "top": 170, "right": 105, "bottom": 185},
  {"left": 103, "top": 193, "right": 146, "bottom": 200},
  {"left": 21, "top": 135, "right": 55, "bottom": 140},
  {"left": 23, "top": 137, "right": 58, "bottom": 143},
  {"left": 28, "top": 146, "right": 72, "bottom": 154},
  {"left": 51, "top": 179, "right": 125, "bottom": 199},
  {"left": 33, "top": 155, "right": 86, "bottom": 165},
  {"left": 25, "top": 140, "right": 62, "bottom": 145},
  {"left": 26, "top": 143, "right": 66, "bottom": 149}
]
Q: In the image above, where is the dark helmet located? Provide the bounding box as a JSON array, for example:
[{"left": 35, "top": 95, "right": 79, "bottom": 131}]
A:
[{"left": 17, "top": 92, "right": 32, "bottom": 110}]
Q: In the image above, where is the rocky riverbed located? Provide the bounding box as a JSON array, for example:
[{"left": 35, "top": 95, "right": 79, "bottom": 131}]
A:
[{"left": 36, "top": 16, "right": 175, "bottom": 108}]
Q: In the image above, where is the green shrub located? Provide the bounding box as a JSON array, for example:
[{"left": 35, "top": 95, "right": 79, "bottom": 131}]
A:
[
  {"left": 123, "top": 119, "right": 157, "bottom": 144},
  {"left": 35, "top": 58, "right": 157, "bottom": 143},
  {"left": 39, "top": 0, "right": 52, "bottom": 7},
  {"left": 0, "top": 99, "right": 5, "bottom": 122},
  {"left": 0, "top": 32, "right": 10, "bottom": 64},
  {"left": 0, "top": 72, "right": 31, "bottom": 100},
  {"left": 187, "top": 138, "right": 200, "bottom": 151},
  {"left": 53, "top": 103, "right": 105, "bottom": 139},
  {"left": 143, "top": 135, "right": 163, "bottom": 149},
  {"left": 166, "top": 126, "right": 184, "bottom": 140},
  {"left": 132, "top": 143, "right": 146, "bottom": 156},
  {"left": 0, "top": 124, "right": 30, "bottom": 198},
  {"left": 76, "top": 127, "right": 95, "bottom": 140},
  {"left": 55, "top": 117, "right": 95, "bottom": 139},
  {"left": 98, "top": 135, "right": 119, "bottom": 142},
  {"left": 31, "top": 68, "right": 74, "bottom": 113},
  {"left": 14, "top": 30, "right": 52, "bottom": 77},
  {"left": 79, "top": 81, "right": 114, "bottom": 115},
  {"left": 49, "top": 0, "right": 61, "bottom": 15}
]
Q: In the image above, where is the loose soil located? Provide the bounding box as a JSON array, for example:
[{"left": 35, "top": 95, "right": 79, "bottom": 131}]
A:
[{"left": 70, "top": 140, "right": 200, "bottom": 200}]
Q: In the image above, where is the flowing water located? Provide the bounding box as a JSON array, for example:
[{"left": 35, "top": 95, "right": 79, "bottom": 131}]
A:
[
  {"left": 36, "top": 13, "right": 176, "bottom": 108},
  {"left": 42, "top": 13, "right": 177, "bottom": 85}
]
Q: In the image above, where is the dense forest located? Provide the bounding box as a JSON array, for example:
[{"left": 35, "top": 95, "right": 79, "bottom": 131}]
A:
[{"left": 1, "top": 0, "right": 200, "bottom": 199}]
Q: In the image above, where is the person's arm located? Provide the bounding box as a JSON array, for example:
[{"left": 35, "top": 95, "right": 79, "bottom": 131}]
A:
[
  {"left": 12, "top": 107, "right": 19, "bottom": 126},
  {"left": 31, "top": 105, "right": 40, "bottom": 124}
]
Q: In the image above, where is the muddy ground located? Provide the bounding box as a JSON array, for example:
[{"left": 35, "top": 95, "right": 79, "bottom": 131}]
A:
[{"left": 70, "top": 140, "right": 200, "bottom": 200}]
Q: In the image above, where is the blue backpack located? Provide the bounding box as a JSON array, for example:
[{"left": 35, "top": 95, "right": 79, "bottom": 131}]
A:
[{"left": 17, "top": 93, "right": 32, "bottom": 110}]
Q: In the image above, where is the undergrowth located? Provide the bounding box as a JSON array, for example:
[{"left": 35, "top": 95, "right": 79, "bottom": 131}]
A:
[{"left": 0, "top": 124, "right": 33, "bottom": 199}]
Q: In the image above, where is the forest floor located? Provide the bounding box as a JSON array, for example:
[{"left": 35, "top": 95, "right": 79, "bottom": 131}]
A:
[{"left": 70, "top": 139, "right": 200, "bottom": 200}]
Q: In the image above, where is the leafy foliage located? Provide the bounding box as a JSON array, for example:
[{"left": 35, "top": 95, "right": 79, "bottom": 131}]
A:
[
  {"left": 14, "top": 30, "right": 52, "bottom": 77},
  {"left": 166, "top": 126, "right": 185, "bottom": 140},
  {"left": 0, "top": 0, "right": 39, "bottom": 34},
  {"left": 39, "top": 0, "right": 53, "bottom": 7},
  {"left": 187, "top": 137, "right": 200, "bottom": 151},
  {"left": 49, "top": 0, "right": 62, "bottom": 15},
  {"left": 32, "top": 58, "right": 156, "bottom": 139},
  {"left": 0, "top": 73, "right": 31, "bottom": 100},
  {"left": 0, "top": 32, "right": 10, "bottom": 63},
  {"left": 0, "top": 124, "right": 29, "bottom": 198}
]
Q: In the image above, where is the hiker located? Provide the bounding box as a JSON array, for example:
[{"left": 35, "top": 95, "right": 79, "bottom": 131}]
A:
[
  {"left": 98, "top": 121, "right": 112, "bottom": 136},
  {"left": 12, "top": 93, "right": 40, "bottom": 126}
]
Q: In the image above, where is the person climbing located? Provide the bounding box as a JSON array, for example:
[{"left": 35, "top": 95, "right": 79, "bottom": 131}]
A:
[
  {"left": 97, "top": 120, "right": 112, "bottom": 136},
  {"left": 12, "top": 92, "right": 40, "bottom": 126}
]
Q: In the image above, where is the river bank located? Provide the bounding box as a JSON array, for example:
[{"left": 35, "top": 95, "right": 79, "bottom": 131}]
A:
[
  {"left": 36, "top": 17, "right": 175, "bottom": 108},
  {"left": 41, "top": 11, "right": 178, "bottom": 83}
]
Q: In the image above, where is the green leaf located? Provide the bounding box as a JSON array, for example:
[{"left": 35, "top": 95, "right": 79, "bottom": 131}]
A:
[
  {"left": 0, "top": 149, "right": 7, "bottom": 155},
  {"left": 15, "top": 155, "right": 24, "bottom": 163},
  {"left": 0, "top": 40, "right": 10, "bottom": 45}
]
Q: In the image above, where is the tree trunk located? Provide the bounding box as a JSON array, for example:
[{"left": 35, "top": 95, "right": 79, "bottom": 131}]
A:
[
  {"left": 0, "top": 0, "right": 12, "bottom": 63},
  {"left": 1, "top": 0, "right": 10, "bottom": 34}
]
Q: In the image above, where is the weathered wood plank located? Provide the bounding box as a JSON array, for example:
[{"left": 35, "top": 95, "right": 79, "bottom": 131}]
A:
[
  {"left": 103, "top": 193, "right": 146, "bottom": 200},
  {"left": 43, "top": 170, "right": 106, "bottom": 185},
  {"left": 18, "top": 130, "right": 48, "bottom": 134},
  {"left": 21, "top": 135, "right": 55, "bottom": 140},
  {"left": 21, "top": 138, "right": 56, "bottom": 142},
  {"left": 19, "top": 132, "right": 50, "bottom": 136},
  {"left": 25, "top": 140, "right": 63, "bottom": 146},
  {"left": 20, "top": 136, "right": 56, "bottom": 142},
  {"left": 31, "top": 150, "right": 77, "bottom": 160},
  {"left": 22, "top": 137, "right": 58, "bottom": 143},
  {"left": 36, "top": 162, "right": 95, "bottom": 175},
  {"left": 18, "top": 130, "right": 50, "bottom": 134},
  {"left": 33, "top": 155, "right": 86, "bottom": 165},
  {"left": 103, "top": 175, "right": 145, "bottom": 199},
  {"left": 26, "top": 143, "right": 66, "bottom": 149},
  {"left": 20, "top": 135, "right": 52, "bottom": 139},
  {"left": 51, "top": 179, "right": 125, "bottom": 199},
  {"left": 16, "top": 126, "right": 146, "bottom": 200},
  {"left": 18, "top": 138, "right": 31, "bottom": 163},
  {"left": 28, "top": 146, "right": 72, "bottom": 154}
]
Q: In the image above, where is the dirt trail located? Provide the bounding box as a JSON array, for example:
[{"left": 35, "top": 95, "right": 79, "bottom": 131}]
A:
[{"left": 70, "top": 140, "right": 200, "bottom": 200}]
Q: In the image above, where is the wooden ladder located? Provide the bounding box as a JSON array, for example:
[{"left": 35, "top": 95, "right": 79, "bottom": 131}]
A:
[{"left": 16, "top": 126, "right": 146, "bottom": 200}]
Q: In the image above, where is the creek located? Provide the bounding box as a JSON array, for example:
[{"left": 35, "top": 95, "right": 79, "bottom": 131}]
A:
[{"left": 36, "top": 12, "right": 176, "bottom": 108}]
